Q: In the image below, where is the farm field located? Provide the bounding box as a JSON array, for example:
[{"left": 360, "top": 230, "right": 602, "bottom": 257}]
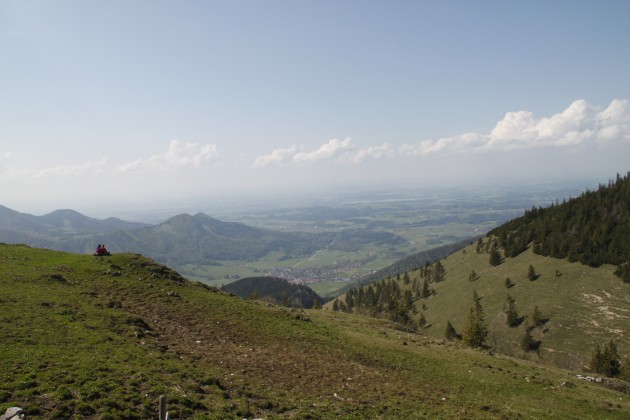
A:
[{"left": 178, "top": 183, "right": 589, "bottom": 297}]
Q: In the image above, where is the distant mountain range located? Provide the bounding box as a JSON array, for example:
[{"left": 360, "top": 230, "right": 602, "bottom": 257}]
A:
[
  {"left": 0, "top": 205, "right": 406, "bottom": 266},
  {"left": 0, "top": 205, "right": 148, "bottom": 237}
]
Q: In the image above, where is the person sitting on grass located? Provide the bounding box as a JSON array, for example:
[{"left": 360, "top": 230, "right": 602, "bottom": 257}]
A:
[{"left": 93, "top": 244, "right": 111, "bottom": 256}]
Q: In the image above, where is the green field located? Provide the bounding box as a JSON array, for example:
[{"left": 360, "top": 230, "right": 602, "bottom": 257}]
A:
[
  {"left": 332, "top": 237, "right": 630, "bottom": 372},
  {"left": 2, "top": 243, "right": 630, "bottom": 418}
]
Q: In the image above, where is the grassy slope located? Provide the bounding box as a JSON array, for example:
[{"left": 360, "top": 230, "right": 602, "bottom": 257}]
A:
[
  {"left": 408, "top": 239, "right": 630, "bottom": 370},
  {"left": 1, "top": 244, "right": 630, "bottom": 419}
]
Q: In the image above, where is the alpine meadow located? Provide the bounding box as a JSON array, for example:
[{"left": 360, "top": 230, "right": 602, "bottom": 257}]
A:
[{"left": 3, "top": 1, "right": 630, "bottom": 418}]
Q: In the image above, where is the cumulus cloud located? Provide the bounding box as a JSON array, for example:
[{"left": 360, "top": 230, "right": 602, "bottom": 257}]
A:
[
  {"left": 253, "top": 99, "right": 629, "bottom": 169},
  {"left": 403, "top": 99, "right": 630, "bottom": 156},
  {"left": 352, "top": 143, "right": 395, "bottom": 163},
  {"left": 116, "top": 140, "right": 219, "bottom": 172},
  {"left": 31, "top": 157, "right": 108, "bottom": 178},
  {"left": 254, "top": 138, "right": 356, "bottom": 168},
  {"left": 253, "top": 145, "right": 299, "bottom": 168},
  {"left": 594, "top": 99, "right": 630, "bottom": 142},
  {"left": 292, "top": 138, "right": 355, "bottom": 163}
]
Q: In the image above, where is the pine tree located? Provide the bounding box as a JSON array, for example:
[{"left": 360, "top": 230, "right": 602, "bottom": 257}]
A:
[
  {"left": 489, "top": 247, "right": 502, "bottom": 266},
  {"left": 403, "top": 271, "right": 411, "bottom": 285},
  {"left": 345, "top": 293, "right": 355, "bottom": 311},
  {"left": 476, "top": 238, "right": 484, "bottom": 253},
  {"left": 614, "top": 262, "right": 630, "bottom": 283},
  {"left": 602, "top": 339, "right": 621, "bottom": 377},
  {"left": 591, "top": 340, "right": 622, "bottom": 377},
  {"left": 332, "top": 299, "right": 339, "bottom": 311},
  {"left": 590, "top": 344, "right": 604, "bottom": 373},
  {"left": 531, "top": 305, "right": 545, "bottom": 327},
  {"left": 506, "top": 294, "right": 520, "bottom": 327},
  {"left": 421, "top": 278, "right": 431, "bottom": 298},
  {"left": 520, "top": 327, "right": 539, "bottom": 352},
  {"left": 445, "top": 321, "right": 460, "bottom": 340},
  {"left": 432, "top": 260, "right": 446, "bottom": 282},
  {"left": 338, "top": 300, "right": 348, "bottom": 313},
  {"left": 462, "top": 290, "right": 488, "bottom": 348},
  {"left": 528, "top": 264, "right": 538, "bottom": 281}
]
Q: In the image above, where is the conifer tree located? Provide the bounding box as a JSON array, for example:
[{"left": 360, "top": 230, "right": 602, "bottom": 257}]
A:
[
  {"left": 590, "top": 340, "right": 622, "bottom": 377},
  {"left": 338, "top": 300, "right": 348, "bottom": 313},
  {"left": 528, "top": 264, "right": 537, "bottom": 281},
  {"left": 445, "top": 320, "right": 460, "bottom": 340},
  {"left": 462, "top": 290, "right": 488, "bottom": 348},
  {"left": 614, "top": 262, "right": 630, "bottom": 283},
  {"left": 489, "top": 247, "right": 502, "bottom": 266},
  {"left": 332, "top": 299, "right": 339, "bottom": 311},
  {"left": 531, "top": 305, "right": 545, "bottom": 327},
  {"left": 432, "top": 260, "right": 446, "bottom": 283},
  {"left": 345, "top": 293, "right": 355, "bottom": 311},
  {"left": 506, "top": 294, "right": 520, "bottom": 327},
  {"left": 520, "top": 327, "right": 539, "bottom": 352},
  {"left": 421, "top": 278, "right": 431, "bottom": 298},
  {"left": 476, "top": 238, "right": 484, "bottom": 253}
]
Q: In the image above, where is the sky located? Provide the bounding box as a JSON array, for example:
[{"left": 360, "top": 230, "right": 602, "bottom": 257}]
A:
[{"left": 1, "top": 0, "right": 630, "bottom": 216}]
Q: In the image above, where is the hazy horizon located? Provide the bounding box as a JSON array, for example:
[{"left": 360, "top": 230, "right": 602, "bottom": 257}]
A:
[{"left": 2, "top": 175, "right": 608, "bottom": 225}]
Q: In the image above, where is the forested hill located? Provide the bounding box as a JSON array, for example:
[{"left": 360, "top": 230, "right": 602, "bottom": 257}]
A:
[
  {"left": 490, "top": 172, "right": 630, "bottom": 280},
  {"left": 223, "top": 276, "right": 323, "bottom": 308},
  {"left": 355, "top": 238, "right": 475, "bottom": 289}
]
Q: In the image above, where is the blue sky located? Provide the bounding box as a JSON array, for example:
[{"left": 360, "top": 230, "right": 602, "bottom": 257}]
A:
[{"left": 1, "top": 0, "right": 630, "bottom": 214}]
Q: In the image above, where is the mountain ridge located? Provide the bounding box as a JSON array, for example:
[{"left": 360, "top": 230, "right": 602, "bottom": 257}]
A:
[
  {"left": 0, "top": 205, "right": 407, "bottom": 267},
  {"left": 0, "top": 204, "right": 149, "bottom": 238}
]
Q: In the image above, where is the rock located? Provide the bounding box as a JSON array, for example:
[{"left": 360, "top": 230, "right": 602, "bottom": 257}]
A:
[{"left": 0, "top": 407, "right": 25, "bottom": 420}]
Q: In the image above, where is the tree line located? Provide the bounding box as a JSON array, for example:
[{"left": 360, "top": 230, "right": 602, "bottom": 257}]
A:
[{"left": 490, "top": 172, "right": 630, "bottom": 281}]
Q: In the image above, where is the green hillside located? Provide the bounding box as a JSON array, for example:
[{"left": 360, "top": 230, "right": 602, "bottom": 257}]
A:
[
  {"left": 330, "top": 174, "right": 630, "bottom": 373},
  {"left": 2, "top": 244, "right": 630, "bottom": 418}
]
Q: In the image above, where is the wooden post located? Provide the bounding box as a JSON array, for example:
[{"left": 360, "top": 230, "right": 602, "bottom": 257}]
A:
[{"left": 159, "top": 394, "right": 167, "bottom": 420}]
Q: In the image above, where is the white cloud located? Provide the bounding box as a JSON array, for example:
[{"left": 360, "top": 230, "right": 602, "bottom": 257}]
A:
[
  {"left": 595, "top": 99, "right": 630, "bottom": 142},
  {"left": 253, "top": 145, "right": 299, "bottom": 168},
  {"left": 253, "top": 138, "right": 355, "bottom": 168},
  {"left": 116, "top": 140, "right": 219, "bottom": 173},
  {"left": 31, "top": 157, "right": 108, "bottom": 178},
  {"left": 352, "top": 143, "right": 395, "bottom": 163},
  {"left": 292, "top": 138, "right": 355, "bottom": 163},
  {"left": 253, "top": 99, "right": 630, "bottom": 170},
  {"left": 404, "top": 99, "right": 630, "bottom": 156}
]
